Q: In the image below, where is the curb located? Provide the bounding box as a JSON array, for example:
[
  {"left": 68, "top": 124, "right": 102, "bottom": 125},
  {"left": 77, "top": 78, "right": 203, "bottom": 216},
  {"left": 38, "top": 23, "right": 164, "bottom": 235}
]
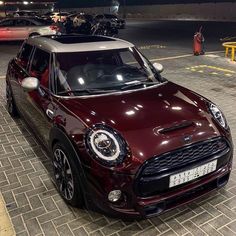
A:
[{"left": 0, "top": 193, "right": 15, "bottom": 236}]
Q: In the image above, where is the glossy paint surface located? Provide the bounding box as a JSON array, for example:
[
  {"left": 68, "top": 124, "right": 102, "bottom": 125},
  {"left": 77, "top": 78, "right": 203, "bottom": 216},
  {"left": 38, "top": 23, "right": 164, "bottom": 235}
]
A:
[
  {"left": 6, "top": 39, "right": 233, "bottom": 218},
  {"left": 59, "top": 82, "right": 226, "bottom": 174}
]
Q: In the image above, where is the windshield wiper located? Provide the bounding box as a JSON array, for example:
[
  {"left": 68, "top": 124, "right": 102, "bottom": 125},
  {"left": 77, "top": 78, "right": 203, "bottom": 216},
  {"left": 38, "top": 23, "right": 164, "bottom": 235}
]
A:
[
  {"left": 57, "top": 88, "right": 117, "bottom": 96},
  {"left": 120, "top": 81, "right": 159, "bottom": 91}
]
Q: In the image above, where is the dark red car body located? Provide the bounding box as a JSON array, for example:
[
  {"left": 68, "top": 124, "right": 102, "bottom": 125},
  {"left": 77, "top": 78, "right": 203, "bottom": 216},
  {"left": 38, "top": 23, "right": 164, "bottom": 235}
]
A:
[{"left": 6, "top": 35, "right": 233, "bottom": 219}]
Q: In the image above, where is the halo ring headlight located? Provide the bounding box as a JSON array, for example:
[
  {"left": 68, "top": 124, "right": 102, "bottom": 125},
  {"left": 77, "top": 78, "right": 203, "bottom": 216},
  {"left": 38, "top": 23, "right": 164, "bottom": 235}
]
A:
[
  {"left": 209, "top": 103, "right": 228, "bottom": 129},
  {"left": 86, "top": 125, "right": 128, "bottom": 166}
]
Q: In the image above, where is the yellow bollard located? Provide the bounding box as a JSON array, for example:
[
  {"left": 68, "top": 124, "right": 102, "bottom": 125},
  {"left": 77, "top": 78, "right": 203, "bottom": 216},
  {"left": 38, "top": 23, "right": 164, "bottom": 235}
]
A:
[
  {"left": 232, "top": 48, "right": 235, "bottom": 61},
  {"left": 222, "top": 42, "right": 236, "bottom": 61},
  {"left": 225, "top": 47, "right": 229, "bottom": 57}
]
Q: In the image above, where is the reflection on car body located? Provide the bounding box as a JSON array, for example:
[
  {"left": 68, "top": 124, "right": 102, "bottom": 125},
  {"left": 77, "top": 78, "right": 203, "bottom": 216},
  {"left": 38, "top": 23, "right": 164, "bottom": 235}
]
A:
[{"left": 6, "top": 35, "right": 233, "bottom": 219}]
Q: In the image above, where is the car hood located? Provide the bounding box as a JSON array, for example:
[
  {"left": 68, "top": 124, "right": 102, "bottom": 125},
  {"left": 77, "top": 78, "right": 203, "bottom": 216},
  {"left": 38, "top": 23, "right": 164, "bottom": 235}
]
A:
[{"left": 60, "top": 82, "right": 222, "bottom": 173}]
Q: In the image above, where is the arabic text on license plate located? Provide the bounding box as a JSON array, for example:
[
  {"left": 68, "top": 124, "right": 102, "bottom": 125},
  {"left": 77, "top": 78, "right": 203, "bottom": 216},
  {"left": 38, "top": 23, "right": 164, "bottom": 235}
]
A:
[{"left": 169, "top": 160, "right": 217, "bottom": 188}]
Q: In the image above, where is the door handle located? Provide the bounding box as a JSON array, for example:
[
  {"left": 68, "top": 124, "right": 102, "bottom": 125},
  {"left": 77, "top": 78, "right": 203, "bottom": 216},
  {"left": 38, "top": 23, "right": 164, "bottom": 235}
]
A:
[{"left": 46, "top": 109, "right": 54, "bottom": 119}]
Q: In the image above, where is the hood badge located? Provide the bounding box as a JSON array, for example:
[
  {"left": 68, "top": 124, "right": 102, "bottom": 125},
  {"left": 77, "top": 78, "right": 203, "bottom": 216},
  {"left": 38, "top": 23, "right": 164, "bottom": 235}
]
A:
[{"left": 183, "top": 135, "right": 192, "bottom": 144}]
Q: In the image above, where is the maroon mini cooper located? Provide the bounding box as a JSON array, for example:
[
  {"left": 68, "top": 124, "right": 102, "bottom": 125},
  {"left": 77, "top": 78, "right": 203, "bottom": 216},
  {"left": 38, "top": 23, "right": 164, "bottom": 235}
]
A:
[{"left": 6, "top": 35, "right": 233, "bottom": 219}]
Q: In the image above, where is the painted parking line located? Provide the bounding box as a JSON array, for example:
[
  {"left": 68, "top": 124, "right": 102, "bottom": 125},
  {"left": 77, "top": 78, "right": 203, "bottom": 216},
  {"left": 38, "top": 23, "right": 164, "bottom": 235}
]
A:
[
  {"left": 205, "top": 54, "right": 220, "bottom": 58},
  {"left": 0, "top": 76, "right": 5, "bottom": 79},
  {"left": 0, "top": 193, "right": 15, "bottom": 236},
  {"left": 186, "top": 65, "right": 235, "bottom": 74},
  {"left": 138, "top": 44, "right": 167, "bottom": 50},
  {"left": 204, "top": 65, "right": 235, "bottom": 74},
  {"left": 186, "top": 65, "right": 235, "bottom": 77},
  {"left": 150, "top": 51, "right": 224, "bottom": 62},
  {"left": 127, "top": 53, "right": 195, "bottom": 65}
]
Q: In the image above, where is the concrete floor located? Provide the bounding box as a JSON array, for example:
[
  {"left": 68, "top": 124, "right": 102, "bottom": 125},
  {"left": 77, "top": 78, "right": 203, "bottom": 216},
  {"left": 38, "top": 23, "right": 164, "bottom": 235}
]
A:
[{"left": 0, "top": 20, "right": 236, "bottom": 236}]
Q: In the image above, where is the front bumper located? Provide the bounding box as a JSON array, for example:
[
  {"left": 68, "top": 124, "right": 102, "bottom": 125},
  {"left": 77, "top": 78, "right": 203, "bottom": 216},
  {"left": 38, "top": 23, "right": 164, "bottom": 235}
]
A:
[{"left": 82, "top": 139, "right": 233, "bottom": 219}]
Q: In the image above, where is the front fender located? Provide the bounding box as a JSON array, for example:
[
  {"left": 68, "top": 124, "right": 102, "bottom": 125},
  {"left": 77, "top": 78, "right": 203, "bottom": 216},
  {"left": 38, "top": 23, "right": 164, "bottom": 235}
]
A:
[{"left": 49, "top": 126, "right": 92, "bottom": 208}]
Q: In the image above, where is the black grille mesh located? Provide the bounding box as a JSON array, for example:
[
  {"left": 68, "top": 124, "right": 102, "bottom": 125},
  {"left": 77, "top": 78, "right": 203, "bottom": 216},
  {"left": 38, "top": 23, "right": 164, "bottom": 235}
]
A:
[{"left": 141, "top": 138, "right": 228, "bottom": 176}]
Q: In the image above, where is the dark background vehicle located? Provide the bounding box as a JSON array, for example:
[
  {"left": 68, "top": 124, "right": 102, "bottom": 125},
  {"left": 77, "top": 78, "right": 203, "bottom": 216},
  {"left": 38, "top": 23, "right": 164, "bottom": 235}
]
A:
[
  {"left": 41, "top": 11, "right": 70, "bottom": 23},
  {"left": 94, "top": 14, "right": 126, "bottom": 29},
  {"left": 91, "top": 21, "right": 118, "bottom": 37},
  {"left": 68, "top": 13, "right": 94, "bottom": 34},
  {"left": 5, "top": 35, "right": 233, "bottom": 219},
  {"left": 51, "top": 12, "right": 70, "bottom": 22},
  {"left": 41, "top": 12, "right": 55, "bottom": 23},
  {"left": 69, "top": 13, "right": 94, "bottom": 24},
  {"left": 12, "top": 10, "right": 39, "bottom": 17}
]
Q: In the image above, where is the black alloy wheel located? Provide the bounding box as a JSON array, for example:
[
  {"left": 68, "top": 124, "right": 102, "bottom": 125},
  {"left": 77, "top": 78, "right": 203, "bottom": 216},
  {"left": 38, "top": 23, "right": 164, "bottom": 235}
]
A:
[
  {"left": 52, "top": 143, "right": 83, "bottom": 207},
  {"left": 53, "top": 148, "right": 74, "bottom": 200},
  {"left": 6, "top": 83, "right": 18, "bottom": 117}
]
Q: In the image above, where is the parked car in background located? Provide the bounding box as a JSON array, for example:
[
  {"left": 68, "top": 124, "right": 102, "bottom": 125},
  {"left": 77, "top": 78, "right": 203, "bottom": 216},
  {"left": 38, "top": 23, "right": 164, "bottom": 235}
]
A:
[
  {"left": 94, "top": 14, "right": 126, "bottom": 29},
  {"left": 6, "top": 35, "right": 233, "bottom": 219},
  {"left": 42, "top": 12, "right": 70, "bottom": 23},
  {"left": 0, "top": 17, "right": 58, "bottom": 41},
  {"left": 41, "top": 11, "right": 54, "bottom": 19},
  {"left": 50, "top": 12, "right": 70, "bottom": 22},
  {"left": 69, "top": 13, "right": 94, "bottom": 25},
  {"left": 91, "top": 21, "right": 118, "bottom": 37},
  {"left": 69, "top": 13, "right": 86, "bottom": 27},
  {"left": 12, "top": 10, "right": 38, "bottom": 17},
  {"left": 68, "top": 13, "right": 94, "bottom": 34}
]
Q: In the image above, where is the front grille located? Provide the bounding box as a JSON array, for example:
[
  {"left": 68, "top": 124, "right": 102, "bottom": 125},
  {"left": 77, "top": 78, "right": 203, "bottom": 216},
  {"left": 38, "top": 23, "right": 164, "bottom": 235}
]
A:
[
  {"left": 135, "top": 137, "right": 230, "bottom": 197},
  {"left": 141, "top": 138, "right": 228, "bottom": 176}
]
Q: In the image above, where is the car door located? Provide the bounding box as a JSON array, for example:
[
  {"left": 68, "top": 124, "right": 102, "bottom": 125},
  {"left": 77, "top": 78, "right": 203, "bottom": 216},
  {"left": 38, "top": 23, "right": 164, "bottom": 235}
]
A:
[
  {"left": 21, "top": 47, "right": 55, "bottom": 145},
  {"left": 0, "top": 19, "right": 15, "bottom": 40},
  {"left": 10, "top": 42, "right": 34, "bottom": 113},
  {"left": 12, "top": 19, "right": 32, "bottom": 40}
]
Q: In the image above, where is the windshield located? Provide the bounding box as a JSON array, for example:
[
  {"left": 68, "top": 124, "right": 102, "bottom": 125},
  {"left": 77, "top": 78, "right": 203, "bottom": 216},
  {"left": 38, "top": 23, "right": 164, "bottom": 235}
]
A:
[{"left": 54, "top": 47, "right": 161, "bottom": 96}]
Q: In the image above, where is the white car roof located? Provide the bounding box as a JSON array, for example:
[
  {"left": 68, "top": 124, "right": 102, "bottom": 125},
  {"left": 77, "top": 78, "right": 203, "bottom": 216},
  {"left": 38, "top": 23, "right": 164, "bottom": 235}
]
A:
[{"left": 26, "top": 35, "right": 134, "bottom": 53}]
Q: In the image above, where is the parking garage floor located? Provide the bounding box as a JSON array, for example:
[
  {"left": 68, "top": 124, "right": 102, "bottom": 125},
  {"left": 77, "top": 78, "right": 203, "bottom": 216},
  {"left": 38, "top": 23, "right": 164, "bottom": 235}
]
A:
[{"left": 0, "top": 20, "right": 236, "bottom": 236}]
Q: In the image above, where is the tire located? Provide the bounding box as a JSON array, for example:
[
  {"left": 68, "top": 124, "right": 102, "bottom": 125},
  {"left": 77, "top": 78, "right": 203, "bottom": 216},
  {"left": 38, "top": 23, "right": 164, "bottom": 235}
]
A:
[
  {"left": 6, "top": 82, "right": 18, "bottom": 118},
  {"left": 52, "top": 142, "right": 84, "bottom": 207}
]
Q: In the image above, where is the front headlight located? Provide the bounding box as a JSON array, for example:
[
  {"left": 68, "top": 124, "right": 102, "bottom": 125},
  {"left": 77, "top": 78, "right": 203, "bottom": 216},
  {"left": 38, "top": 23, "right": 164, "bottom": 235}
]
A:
[
  {"left": 85, "top": 125, "right": 128, "bottom": 166},
  {"left": 209, "top": 103, "right": 228, "bottom": 129}
]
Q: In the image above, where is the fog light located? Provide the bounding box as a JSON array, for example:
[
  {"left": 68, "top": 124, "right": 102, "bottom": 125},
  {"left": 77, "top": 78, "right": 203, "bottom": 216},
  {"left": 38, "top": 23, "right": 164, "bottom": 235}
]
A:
[{"left": 108, "top": 190, "right": 122, "bottom": 202}]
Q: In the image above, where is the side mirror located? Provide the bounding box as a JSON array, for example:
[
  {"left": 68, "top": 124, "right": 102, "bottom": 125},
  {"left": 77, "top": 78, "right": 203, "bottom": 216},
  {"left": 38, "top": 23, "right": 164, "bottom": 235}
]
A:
[
  {"left": 21, "top": 77, "right": 39, "bottom": 92},
  {"left": 153, "top": 62, "right": 164, "bottom": 73}
]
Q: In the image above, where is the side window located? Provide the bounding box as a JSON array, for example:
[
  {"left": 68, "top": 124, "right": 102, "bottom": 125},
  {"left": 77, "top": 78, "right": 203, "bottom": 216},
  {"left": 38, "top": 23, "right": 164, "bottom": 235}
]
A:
[
  {"left": 15, "top": 19, "right": 33, "bottom": 26},
  {"left": 18, "top": 43, "right": 34, "bottom": 69},
  {"left": 119, "top": 50, "right": 139, "bottom": 67},
  {"left": 0, "top": 20, "right": 15, "bottom": 27},
  {"left": 30, "top": 48, "right": 50, "bottom": 88}
]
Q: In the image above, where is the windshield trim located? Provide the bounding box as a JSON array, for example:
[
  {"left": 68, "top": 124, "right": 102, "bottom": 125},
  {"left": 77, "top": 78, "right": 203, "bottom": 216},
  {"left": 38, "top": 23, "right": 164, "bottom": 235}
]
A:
[{"left": 52, "top": 81, "right": 168, "bottom": 99}]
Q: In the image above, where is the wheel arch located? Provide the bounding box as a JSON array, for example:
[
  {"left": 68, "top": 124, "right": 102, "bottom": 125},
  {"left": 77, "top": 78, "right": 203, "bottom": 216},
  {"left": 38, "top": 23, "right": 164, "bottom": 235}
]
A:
[
  {"left": 49, "top": 126, "right": 82, "bottom": 165},
  {"left": 49, "top": 126, "right": 90, "bottom": 207}
]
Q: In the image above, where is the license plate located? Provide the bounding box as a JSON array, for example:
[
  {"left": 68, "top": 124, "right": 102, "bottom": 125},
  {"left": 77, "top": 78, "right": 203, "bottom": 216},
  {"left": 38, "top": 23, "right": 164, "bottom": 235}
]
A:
[{"left": 169, "top": 160, "right": 217, "bottom": 188}]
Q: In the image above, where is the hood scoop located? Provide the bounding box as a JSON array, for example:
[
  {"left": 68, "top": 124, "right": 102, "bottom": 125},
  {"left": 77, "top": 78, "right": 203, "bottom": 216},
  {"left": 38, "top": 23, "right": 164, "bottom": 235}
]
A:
[{"left": 158, "top": 120, "right": 194, "bottom": 134}]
